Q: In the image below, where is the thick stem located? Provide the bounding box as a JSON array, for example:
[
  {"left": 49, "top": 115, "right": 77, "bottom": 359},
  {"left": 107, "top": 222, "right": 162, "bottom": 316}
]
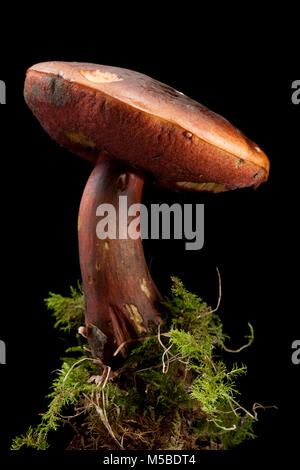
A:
[{"left": 78, "top": 155, "right": 161, "bottom": 364}]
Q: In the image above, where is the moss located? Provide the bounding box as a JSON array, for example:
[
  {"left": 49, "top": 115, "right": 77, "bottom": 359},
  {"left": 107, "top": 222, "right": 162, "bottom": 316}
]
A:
[
  {"left": 44, "top": 282, "right": 85, "bottom": 333},
  {"left": 12, "top": 278, "right": 260, "bottom": 451}
]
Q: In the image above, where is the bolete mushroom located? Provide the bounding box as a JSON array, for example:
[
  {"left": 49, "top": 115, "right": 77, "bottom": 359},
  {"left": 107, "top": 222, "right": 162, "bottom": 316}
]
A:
[{"left": 24, "top": 62, "right": 269, "bottom": 364}]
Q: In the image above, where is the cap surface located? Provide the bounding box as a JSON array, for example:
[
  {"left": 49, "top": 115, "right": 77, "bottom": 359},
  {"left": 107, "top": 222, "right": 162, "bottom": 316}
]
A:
[{"left": 24, "top": 61, "right": 269, "bottom": 192}]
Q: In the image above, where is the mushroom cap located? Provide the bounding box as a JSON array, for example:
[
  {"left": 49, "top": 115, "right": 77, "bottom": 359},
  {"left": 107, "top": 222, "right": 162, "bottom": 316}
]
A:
[{"left": 24, "top": 61, "right": 269, "bottom": 193}]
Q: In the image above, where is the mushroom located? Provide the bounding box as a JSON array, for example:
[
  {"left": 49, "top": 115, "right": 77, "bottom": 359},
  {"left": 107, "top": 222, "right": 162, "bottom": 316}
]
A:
[{"left": 24, "top": 62, "right": 269, "bottom": 364}]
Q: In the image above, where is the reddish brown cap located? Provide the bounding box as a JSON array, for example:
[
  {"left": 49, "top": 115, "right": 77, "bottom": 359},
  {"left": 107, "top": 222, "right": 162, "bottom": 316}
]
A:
[{"left": 24, "top": 61, "right": 269, "bottom": 193}]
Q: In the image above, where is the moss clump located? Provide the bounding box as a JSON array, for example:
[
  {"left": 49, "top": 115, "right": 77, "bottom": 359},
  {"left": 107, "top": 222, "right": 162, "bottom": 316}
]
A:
[
  {"left": 12, "top": 277, "right": 259, "bottom": 451},
  {"left": 44, "top": 282, "right": 85, "bottom": 332}
]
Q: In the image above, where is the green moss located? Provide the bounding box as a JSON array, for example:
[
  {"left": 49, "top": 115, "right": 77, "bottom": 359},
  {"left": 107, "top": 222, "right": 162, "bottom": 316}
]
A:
[
  {"left": 44, "top": 282, "right": 85, "bottom": 333},
  {"left": 12, "top": 278, "right": 260, "bottom": 451}
]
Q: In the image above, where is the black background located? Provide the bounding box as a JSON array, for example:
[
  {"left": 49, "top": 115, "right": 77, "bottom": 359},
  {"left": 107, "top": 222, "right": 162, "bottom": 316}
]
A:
[{"left": 0, "top": 9, "right": 299, "bottom": 465}]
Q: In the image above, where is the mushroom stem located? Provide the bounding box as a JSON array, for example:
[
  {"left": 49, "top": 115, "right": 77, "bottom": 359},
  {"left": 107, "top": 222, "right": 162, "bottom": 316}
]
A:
[{"left": 78, "top": 154, "right": 162, "bottom": 365}]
